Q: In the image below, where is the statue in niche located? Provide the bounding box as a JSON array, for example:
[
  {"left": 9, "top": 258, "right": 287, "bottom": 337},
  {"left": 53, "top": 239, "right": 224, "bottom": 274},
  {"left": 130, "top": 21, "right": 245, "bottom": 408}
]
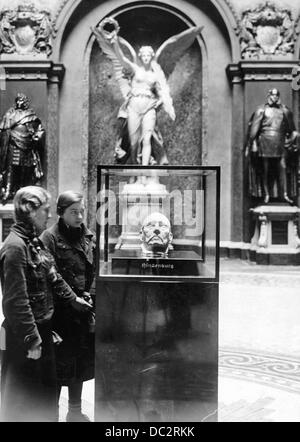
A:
[
  {"left": 0, "top": 93, "right": 45, "bottom": 203},
  {"left": 140, "top": 212, "right": 173, "bottom": 257},
  {"left": 245, "top": 88, "right": 299, "bottom": 205},
  {"left": 92, "top": 17, "right": 202, "bottom": 166}
]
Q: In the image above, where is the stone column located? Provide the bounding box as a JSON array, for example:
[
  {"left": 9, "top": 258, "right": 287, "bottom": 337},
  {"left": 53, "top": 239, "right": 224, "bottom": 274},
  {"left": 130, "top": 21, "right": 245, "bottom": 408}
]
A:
[
  {"left": 226, "top": 64, "right": 245, "bottom": 247},
  {"left": 47, "top": 64, "right": 65, "bottom": 214}
]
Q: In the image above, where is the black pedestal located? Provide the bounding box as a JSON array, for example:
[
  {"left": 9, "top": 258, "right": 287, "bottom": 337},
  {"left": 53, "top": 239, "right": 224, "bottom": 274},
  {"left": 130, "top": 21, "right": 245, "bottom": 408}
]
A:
[{"left": 95, "top": 280, "right": 218, "bottom": 422}]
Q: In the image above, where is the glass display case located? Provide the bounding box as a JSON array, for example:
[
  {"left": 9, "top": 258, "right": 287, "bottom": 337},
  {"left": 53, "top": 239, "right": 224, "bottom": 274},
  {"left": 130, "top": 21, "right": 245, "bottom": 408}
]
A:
[
  {"left": 96, "top": 165, "right": 220, "bottom": 282},
  {"left": 95, "top": 165, "right": 220, "bottom": 422}
]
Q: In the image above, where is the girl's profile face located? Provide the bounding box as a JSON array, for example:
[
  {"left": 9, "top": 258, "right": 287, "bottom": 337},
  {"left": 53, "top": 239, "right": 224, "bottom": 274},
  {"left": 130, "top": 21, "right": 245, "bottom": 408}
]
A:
[
  {"left": 31, "top": 202, "right": 51, "bottom": 234},
  {"left": 61, "top": 201, "right": 85, "bottom": 228}
]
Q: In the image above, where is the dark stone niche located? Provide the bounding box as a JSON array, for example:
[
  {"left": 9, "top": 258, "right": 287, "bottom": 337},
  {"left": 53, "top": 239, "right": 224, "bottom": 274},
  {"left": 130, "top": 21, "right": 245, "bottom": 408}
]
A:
[{"left": 88, "top": 7, "right": 202, "bottom": 226}]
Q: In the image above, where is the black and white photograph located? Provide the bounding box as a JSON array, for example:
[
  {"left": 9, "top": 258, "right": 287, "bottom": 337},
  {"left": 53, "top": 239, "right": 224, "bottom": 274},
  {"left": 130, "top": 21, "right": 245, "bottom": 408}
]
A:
[{"left": 0, "top": 0, "right": 300, "bottom": 424}]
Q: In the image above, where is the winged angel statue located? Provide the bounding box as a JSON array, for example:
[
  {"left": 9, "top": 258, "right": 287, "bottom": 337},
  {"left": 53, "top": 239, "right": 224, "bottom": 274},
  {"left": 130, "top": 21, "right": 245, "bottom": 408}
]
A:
[{"left": 92, "top": 18, "right": 203, "bottom": 166}]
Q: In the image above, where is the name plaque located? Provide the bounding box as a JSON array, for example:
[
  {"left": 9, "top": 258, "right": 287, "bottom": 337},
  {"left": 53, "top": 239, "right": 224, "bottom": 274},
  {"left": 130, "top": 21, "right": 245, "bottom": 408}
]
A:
[{"left": 111, "top": 250, "right": 202, "bottom": 276}]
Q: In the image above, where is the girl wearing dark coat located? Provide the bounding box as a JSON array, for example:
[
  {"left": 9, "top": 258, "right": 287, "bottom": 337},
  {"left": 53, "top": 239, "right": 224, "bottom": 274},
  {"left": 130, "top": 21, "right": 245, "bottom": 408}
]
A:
[
  {"left": 40, "top": 191, "right": 95, "bottom": 422},
  {"left": 0, "top": 186, "right": 91, "bottom": 422}
]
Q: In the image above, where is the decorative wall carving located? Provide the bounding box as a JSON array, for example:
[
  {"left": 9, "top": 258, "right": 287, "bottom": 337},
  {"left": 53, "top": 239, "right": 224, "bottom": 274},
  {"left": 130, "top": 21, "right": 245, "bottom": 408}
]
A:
[
  {"left": 239, "top": 2, "right": 295, "bottom": 59},
  {"left": 295, "top": 13, "right": 300, "bottom": 53},
  {"left": 0, "top": 3, "right": 54, "bottom": 56}
]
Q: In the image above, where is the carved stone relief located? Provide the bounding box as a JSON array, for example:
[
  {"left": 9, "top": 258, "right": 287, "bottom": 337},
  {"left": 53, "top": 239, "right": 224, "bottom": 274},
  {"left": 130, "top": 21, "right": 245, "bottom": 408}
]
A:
[
  {"left": 239, "top": 2, "right": 295, "bottom": 59},
  {"left": 0, "top": 2, "right": 54, "bottom": 56}
]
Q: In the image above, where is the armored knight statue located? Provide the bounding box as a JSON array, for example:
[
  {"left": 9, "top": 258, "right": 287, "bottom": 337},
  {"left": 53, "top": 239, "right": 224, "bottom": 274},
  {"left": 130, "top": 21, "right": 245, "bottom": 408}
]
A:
[
  {"left": 0, "top": 93, "right": 44, "bottom": 203},
  {"left": 140, "top": 212, "right": 173, "bottom": 257},
  {"left": 245, "top": 89, "right": 299, "bottom": 204},
  {"left": 92, "top": 17, "right": 202, "bottom": 166}
]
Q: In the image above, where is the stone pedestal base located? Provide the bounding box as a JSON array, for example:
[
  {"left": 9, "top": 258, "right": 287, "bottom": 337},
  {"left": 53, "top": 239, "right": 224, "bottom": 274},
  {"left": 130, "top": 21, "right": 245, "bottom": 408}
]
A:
[
  {"left": 250, "top": 204, "right": 300, "bottom": 265},
  {"left": 0, "top": 204, "right": 14, "bottom": 244},
  {"left": 95, "top": 280, "right": 218, "bottom": 422},
  {"left": 116, "top": 180, "right": 170, "bottom": 250}
]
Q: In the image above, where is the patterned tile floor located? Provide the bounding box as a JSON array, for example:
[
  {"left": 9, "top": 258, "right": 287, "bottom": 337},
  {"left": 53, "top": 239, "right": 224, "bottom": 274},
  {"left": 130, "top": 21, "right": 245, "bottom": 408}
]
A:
[
  {"left": 218, "top": 258, "right": 300, "bottom": 422},
  {"left": 2, "top": 258, "right": 300, "bottom": 422},
  {"left": 58, "top": 258, "right": 300, "bottom": 422}
]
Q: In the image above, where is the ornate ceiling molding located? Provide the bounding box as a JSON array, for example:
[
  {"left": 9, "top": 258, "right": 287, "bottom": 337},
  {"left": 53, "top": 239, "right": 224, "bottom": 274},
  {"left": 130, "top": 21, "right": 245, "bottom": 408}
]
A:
[
  {"left": 227, "top": 60, "right": 299, "bottom": 83},
  {"left": 0, "top": 60, "right": 65, "bottom": 82}
]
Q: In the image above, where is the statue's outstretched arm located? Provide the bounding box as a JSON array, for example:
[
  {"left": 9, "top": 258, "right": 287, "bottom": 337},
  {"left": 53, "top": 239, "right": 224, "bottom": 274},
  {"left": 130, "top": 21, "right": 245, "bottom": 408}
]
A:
[
  {"left": 91, "top": 23, "right": 136, "bottom": 99},
  {"left": 111, "top": 37, "right": 136, "bottom": 73}
]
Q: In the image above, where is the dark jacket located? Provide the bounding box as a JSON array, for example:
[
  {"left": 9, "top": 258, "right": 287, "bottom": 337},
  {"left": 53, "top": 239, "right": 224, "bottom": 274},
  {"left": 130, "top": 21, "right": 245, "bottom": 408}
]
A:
[
  {"left": 0, "top": 223, "right": 76, "bottom": 349},
  {"left": 40, "top": 219, "right": 95, "bottom": 297},
  {"left": 40, "top": 219, "right": 96, "bottom": 384},
  {"left": 0, "top": 223, "right": 77, "bottom": 421}
]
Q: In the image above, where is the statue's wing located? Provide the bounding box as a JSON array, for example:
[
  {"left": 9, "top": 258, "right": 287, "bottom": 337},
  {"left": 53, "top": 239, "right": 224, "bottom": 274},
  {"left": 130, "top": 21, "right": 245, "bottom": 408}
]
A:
[
  {"left": 155, "top": 26, "right": 203, "bottom": 77},
  {"left": 152, "top": 61, "right": 175, "bottom": 121},
  {"left": 92, "top": 27, "right": 136, "bottom": 99},
  {"left": 119, "top": 37, "right": 137, "bottom": 64}
]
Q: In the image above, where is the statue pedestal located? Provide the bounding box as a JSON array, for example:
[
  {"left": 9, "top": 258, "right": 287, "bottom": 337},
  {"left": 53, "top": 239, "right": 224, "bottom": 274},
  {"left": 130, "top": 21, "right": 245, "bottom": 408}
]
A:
[
  {"left": 0, "top": 204, "right": 14, "bottom": 244},
  {"left": 250, "top": 204, "right": 300, "bottom": 265},
  {"left": 116, "top": 180, "right": 170, "bottom": 250}
]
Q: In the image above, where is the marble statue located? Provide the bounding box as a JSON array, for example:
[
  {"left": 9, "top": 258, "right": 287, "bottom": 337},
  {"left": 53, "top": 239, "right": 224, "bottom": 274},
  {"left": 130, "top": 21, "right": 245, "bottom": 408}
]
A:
[{"left": 92, "top": 17, "right": 202, "bottom": 166}]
